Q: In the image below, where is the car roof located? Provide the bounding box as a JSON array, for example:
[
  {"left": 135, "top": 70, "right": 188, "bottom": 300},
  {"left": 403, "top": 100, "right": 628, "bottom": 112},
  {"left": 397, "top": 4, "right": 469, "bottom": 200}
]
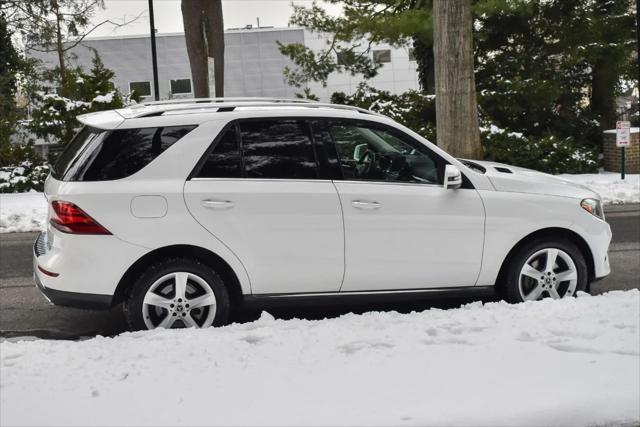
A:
[{"left": 76, "top": 98, "right": 385, "bottom": 130}]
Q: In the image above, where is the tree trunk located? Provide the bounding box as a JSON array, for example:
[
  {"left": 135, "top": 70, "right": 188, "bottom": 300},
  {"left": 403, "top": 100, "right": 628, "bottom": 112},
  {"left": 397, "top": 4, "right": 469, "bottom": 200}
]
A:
[
  {"left": 433, "top": 0, "right": 482, "bottom": 159},
  {"left": 591, "top": 58, "right": 618, "bottom": 130},
  {"left": 181, "top": 0, "right": 224, "bottom": 98},
  {"left": 181, "top": 0, "right": 209, "bottom": 97},
  {"left": 52, "top": 0, "right": 68, "bottom": 96},
  {"left": 204, "top": 0, "right": 224, "bottom": 97}
]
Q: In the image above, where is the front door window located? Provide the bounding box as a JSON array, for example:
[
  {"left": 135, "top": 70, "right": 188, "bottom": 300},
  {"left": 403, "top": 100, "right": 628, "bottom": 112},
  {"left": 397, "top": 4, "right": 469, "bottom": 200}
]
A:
[{"left": 329, "top": 123, "right": 442, "bottom": 185}]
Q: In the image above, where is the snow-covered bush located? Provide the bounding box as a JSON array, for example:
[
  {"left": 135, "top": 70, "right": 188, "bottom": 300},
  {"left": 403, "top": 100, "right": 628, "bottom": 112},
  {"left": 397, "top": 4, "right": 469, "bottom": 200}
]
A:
[
  {"left": 481, "top": 125, "right": 599, "bottom": 174},
  {"left": 0, "top": 161, "right": 49, "bottom": 193},
  {"left": 0, "top": 141, "right": 41, "bottom": 167},
  {"left": 29, "top": 52, "right": 127, "bottom": 146}
]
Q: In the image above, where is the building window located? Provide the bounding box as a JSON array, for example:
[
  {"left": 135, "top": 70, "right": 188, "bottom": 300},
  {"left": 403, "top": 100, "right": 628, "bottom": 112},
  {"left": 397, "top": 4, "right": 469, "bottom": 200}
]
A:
[
  {"left": 170, "top": 78, "right": 192, "bottom": 95},
  {"left": 372, "top": 49, "right": 391, "bottom": 64},
  {"left": 129, "top": 81, "right": 152, "bottom": 97},
  {"left": 336, "top": 52, "right": 348, "bottom": 66},
  {"left": 408, "top": 48, "right": 416, "bottom": 62}
]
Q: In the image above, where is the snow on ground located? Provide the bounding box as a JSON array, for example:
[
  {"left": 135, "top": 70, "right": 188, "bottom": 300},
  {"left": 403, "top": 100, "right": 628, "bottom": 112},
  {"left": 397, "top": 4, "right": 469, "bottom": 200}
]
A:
[
  {"left": 0, "top": 191, "right": 47, "bottom": 233},
  {"left": 559, "top": 172, "right": 640, "bottom": 205},
  {"left": 1, "top": 291, "right": 638, "bottom": 426}
]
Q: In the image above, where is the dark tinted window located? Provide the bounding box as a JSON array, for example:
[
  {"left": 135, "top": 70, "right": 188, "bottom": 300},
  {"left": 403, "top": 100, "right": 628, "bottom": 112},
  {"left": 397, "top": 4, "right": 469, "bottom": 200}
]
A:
[
  {"left": 52, "top": 126, "right": 101, "bottom": 180},
  {"left": 373, "top": 49, "right": 391, "bottom": 63},
  {"left": 240, "top": 120, "right": 318, "bottom": 179},
  {"left": 197, "top": 125, "right": 242, "bottom": 178},
  {"left": 330, "top": 121, "right": 442, "bottom": 185},
  {"left": 170, "top": 78, "right": 192, "bottom": 94},
  {"left": 129, "top": 81, "right": 151, "bottom": 97},
  {"left": 56, "top": 125, "right": 196, "bottom": 181}
]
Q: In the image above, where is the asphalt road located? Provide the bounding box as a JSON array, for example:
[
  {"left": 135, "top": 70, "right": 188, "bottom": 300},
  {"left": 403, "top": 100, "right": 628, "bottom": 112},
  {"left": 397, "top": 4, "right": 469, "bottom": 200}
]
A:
[{"left": 1, "top": 205, "right": 638, "bottom": 339}]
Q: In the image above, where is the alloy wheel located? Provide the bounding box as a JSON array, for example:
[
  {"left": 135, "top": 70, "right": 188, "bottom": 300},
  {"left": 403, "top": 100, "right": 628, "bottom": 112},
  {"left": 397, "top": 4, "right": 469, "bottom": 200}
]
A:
[
  {"left": 142, "top": 272, "right": 217, "bottom": 329},
  {"left": 518, "top": 248, "right": 578, "bottom": 301}
]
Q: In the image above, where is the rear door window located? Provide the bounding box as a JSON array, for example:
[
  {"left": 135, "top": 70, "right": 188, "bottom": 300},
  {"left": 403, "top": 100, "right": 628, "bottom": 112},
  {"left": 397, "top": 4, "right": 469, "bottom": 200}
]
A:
[
  {"left": 54, "top": 125, "right": 196, "bottom": 181},
  {"left": 239, "top": 120, "right": 318, "bottom": 179}
]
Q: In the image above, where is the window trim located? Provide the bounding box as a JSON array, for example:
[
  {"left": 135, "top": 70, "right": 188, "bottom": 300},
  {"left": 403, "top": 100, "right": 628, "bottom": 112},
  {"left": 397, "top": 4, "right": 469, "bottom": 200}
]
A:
[
  {"left": 321, "top": 118, "right": 475, "bottom": 189},
  {"left": 188, "top": 116, "right": 474, "bottom": 189},
  {"left": 189, "top": 118, "right": 328, "bottom": 181}
]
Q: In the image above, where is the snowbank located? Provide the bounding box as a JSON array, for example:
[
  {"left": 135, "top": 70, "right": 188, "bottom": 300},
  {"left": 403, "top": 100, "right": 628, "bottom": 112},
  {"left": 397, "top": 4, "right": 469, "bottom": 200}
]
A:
[
  {"left": 0, "top": 192, "right": 47, "bottom": 233},
  {"left": 559, "top": 172, "right": 640, "bottom": 205},
  {"left": 2, "top": 290, "right": 638, "bottom": 426}
]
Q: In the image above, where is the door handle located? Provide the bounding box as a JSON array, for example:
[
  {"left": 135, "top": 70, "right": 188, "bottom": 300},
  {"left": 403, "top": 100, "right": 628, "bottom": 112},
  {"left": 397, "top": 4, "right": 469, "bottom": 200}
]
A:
[
  {"left": 351, "top": 200, "right": 381, "bottom": 210},
  {"left": 201, "top": 199, "right": 234, "bottom": 209}
]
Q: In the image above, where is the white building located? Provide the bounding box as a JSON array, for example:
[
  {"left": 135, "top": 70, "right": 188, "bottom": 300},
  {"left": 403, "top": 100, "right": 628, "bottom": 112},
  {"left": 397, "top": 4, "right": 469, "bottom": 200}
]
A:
[{"left": 28, "top": 27, "right": 420, "bottom": 102}]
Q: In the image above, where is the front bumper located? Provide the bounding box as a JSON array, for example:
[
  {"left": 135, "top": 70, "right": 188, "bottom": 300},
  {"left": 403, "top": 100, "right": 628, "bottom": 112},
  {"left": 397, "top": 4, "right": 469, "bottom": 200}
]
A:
[
  {"left": 570, "top": 212, "right": 612, "bottom": 280},
  {"left": 33, "top": 232, "right": 113, "bottom": 310}
]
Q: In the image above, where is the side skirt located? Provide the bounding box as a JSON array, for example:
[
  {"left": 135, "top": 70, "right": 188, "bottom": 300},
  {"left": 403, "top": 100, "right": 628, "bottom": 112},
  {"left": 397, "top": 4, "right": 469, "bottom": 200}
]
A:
[{"left": 242, "top": 286, "right": 497, "bottom": 309}]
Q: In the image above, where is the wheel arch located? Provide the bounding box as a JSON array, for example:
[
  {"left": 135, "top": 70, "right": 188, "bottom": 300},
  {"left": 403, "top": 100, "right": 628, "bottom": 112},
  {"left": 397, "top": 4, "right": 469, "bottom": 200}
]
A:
[
  {"left": 495, "top": 227, "right": 595, "bottom": 291},
  {"left": 111, "top": 244, "right": 244, "bottom": 308}
]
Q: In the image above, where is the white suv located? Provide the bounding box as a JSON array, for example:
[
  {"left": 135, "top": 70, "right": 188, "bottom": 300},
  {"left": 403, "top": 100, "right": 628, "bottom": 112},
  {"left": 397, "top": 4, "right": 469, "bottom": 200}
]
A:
[{"left": 33, "top": 98, "right": 611, "bottom": 330}]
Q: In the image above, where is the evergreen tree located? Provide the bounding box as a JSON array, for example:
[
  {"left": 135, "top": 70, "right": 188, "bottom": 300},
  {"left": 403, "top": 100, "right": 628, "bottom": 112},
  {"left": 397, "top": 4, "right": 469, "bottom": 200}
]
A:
[
  {"left": 29, "top": 51, "right": 126, "bottom": 145},
  {"left": 1, "top": 0, "right": 140, "bottom": 97},
  {"left": 474, "top": 0, "right": 636, "bottom": 146},
  {"left": 278, "top": 0, "right": 430, "bottom": 89},
  {"left": 0, "top": 13, "right": 21, "bottom": 147}
]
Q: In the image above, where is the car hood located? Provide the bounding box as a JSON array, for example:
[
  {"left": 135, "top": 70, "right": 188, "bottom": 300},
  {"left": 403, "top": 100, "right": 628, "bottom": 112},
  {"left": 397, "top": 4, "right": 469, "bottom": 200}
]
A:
[{"left": 465, "top": 160, "right": 599, "bottom": 200}]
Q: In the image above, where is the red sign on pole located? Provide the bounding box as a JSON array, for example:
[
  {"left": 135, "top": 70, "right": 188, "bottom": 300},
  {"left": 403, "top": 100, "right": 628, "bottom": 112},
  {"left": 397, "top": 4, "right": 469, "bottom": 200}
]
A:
[
  {"left": 616, "top": 120, "right": 630, "bottom": 180},
  {"left": 616, "top": 121, "right": 631, "bottom": 147}
]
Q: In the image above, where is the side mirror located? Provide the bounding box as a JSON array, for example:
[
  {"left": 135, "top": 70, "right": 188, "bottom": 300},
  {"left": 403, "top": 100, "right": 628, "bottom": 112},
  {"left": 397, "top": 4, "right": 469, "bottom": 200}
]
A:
[
  {"left": 353, "top": 143, "right": 368, "bottom": 161},
  {"left": 444, "top": 165, "right": 462, "bottom": 189}
]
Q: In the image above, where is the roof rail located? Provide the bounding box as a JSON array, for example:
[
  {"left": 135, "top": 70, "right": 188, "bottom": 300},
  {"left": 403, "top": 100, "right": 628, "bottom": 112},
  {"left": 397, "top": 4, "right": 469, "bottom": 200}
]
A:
[
  {"left": 126, "top": 99, "right": 379, "bottom": 118},
  {"left": 134, "top": 97, "right": 314, "bottom": 108}
]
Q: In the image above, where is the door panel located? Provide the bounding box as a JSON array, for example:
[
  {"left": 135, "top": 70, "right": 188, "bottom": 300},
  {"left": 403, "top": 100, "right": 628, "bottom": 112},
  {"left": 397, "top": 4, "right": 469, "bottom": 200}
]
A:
[
  {"left": 184, "top": 179, "right": 344, "bottom": 294},
  {"left": 335, "top": 181, "right": 485, "bottom": 291}
]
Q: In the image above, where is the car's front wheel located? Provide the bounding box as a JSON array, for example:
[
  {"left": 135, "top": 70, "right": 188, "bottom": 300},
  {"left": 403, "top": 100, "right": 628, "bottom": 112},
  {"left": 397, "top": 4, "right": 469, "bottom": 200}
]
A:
[
  {"left": 124, "top": 258, "right": 230, "bottom": 330},
  {"left": 503, "top": 238, "right": 588, "bottom": 303}
]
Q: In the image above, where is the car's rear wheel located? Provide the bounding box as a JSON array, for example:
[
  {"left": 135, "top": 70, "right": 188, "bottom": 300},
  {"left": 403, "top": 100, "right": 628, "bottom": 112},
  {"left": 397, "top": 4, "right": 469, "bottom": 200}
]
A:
[
  {"left": 503, "top": 238, "right": 588, "bottom": 303},
  {"left": 124, "top": 258, "right": 230, "bottom": 330}
]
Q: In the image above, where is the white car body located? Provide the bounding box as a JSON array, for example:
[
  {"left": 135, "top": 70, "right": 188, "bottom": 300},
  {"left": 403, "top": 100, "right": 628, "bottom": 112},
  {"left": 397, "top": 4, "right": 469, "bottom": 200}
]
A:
[{"left": 33, "top": 99, "right": 611, "bottom": 320}]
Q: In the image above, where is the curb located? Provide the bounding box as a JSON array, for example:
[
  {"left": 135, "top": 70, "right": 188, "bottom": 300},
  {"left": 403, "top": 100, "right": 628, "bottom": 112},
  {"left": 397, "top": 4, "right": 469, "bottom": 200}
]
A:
[{"left": 604, "top": 203, "right": 640, "bottom": 213}]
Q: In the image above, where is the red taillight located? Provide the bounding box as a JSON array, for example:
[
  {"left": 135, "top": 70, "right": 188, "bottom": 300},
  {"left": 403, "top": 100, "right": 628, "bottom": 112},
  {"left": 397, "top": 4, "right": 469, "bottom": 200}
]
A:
[{"left": 50, "top": 201, "right": 111, "bottom": 235}]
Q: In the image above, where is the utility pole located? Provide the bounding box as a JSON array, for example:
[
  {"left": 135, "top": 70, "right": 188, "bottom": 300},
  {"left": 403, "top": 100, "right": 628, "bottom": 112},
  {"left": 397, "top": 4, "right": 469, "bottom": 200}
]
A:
[
  {"left": 148, "top": 0, "right": 160, "bottom": 101},
  {"left": 636, "top": 0, "right": 639, "bottom": 98}
]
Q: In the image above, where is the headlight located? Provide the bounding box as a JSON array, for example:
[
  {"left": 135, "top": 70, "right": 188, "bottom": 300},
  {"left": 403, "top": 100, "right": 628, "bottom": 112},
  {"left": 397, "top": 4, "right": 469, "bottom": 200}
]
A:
[{"left": 581, "top": 198, "right": 604, "bottom": 220}]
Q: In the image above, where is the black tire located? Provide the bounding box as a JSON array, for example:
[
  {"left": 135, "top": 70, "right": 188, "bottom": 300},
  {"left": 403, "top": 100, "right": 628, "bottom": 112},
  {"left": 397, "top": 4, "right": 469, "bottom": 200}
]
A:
[
  {"left": 502, "top": 238, "right": 589, "bottom": 303},
  {"left": 124, "top": 257, "right": 230, "bottom": 331}
]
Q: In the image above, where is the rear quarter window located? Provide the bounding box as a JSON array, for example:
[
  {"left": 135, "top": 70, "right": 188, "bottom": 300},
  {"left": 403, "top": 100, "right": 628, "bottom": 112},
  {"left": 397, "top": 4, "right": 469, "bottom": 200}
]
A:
[{"left": 54, "top": 125, "right": 196, "bottom": 181}]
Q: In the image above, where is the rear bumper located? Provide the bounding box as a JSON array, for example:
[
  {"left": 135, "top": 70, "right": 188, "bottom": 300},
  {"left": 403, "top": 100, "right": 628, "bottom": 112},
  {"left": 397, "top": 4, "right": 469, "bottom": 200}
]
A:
[
  {"left": 33, "top": 233, "right": 138, "bottom": 310},
  {"left": 33, "top": 267, "right": 112, "bottom": 310}
]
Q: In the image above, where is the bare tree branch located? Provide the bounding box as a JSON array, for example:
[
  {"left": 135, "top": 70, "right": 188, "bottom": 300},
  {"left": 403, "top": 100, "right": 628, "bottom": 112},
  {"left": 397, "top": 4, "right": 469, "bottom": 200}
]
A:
[
  {"left": 25, "top": 11, "right": 145, "bottom": 53},
  {"left": 61, "top": 11, "right": 145, "bottom": 51}
]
